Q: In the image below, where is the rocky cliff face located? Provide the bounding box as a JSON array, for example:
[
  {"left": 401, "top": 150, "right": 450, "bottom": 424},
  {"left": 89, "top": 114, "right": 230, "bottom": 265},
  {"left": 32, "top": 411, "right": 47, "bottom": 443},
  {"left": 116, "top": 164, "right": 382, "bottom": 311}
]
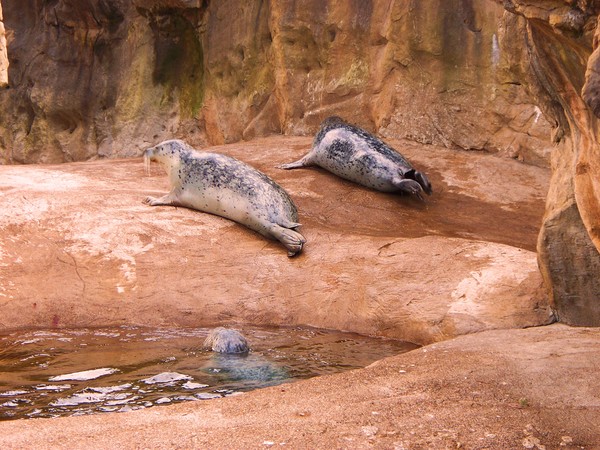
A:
[
  {"left": 0, "top": 0, "right": 207, "bottom": 162},
  {"left": 496, "top": 0, "right": 600, "bottom": 325},
  {"left": 0, "top": 1, "right": 7, "bottom": 87},
  {"left": 0, "top": 0, "right": 552, "bottom": 164}
]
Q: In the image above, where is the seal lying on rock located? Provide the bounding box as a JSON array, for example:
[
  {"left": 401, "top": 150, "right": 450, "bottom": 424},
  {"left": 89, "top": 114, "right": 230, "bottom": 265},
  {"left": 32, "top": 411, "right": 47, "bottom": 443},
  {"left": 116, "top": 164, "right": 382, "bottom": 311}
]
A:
[
  {"left": 143, "top": 139, "right": 306, "bottom": 256},
  {"left": 279, "top": 116, "right": 432, "bottom": 200},
  {"left": 203, "top": 327, "right": 250, "bottom": 354}
]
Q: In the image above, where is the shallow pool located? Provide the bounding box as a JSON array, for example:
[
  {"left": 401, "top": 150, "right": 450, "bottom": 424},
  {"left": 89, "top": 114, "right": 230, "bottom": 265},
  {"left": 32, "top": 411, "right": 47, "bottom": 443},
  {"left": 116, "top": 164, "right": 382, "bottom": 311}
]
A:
[{"left": 0, "top": 326, "right": 418, "bottom": 420}]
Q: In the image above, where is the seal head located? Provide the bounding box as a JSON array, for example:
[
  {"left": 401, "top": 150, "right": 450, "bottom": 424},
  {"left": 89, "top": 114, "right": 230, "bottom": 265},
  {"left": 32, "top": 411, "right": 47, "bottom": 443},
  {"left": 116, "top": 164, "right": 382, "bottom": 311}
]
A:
[{"left": 203, "top": 327, "right": 250, "bottom": 354}]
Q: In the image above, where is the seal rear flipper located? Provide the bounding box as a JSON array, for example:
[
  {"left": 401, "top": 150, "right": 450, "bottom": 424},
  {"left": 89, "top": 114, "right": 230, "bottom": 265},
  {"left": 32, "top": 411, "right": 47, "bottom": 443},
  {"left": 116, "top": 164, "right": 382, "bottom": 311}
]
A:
[
  {"left": 268, "top": 224, "right": 306, "bottom": 257},
  {"left": 278, "top": 219, "right": 302, "bottom": 229},
  {"left": 404, "top": 169, "right": 433, "bottom": 195},
  {"left": 392, "top": 178, "right": 425, "bottom": 201}
]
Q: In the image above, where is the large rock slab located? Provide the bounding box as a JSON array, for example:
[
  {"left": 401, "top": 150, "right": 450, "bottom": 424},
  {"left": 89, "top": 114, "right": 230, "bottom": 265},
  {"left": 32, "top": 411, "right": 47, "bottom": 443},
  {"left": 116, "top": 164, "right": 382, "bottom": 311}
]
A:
[
  {"left": 0, "top": 136, "right": 552, "bottom": 344},
  {"left": 0, "top": 324, "right": 598, "bottom": 448}
]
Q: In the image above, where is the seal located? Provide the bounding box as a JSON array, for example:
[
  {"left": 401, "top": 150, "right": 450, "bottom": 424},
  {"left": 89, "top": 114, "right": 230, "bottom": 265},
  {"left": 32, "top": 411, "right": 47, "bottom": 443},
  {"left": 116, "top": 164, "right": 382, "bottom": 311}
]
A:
[
  {"left": 201, "top": 328, "right": 289, "bottom": 384},
  {"left": 203, "top": 327, "right": 250, "bottom": 354},
  {"left": 143, "top": 139, "right": 306, "bottom": 256},
  {"left": 279, "top": 116, "right": 432, "bottom": 200}
]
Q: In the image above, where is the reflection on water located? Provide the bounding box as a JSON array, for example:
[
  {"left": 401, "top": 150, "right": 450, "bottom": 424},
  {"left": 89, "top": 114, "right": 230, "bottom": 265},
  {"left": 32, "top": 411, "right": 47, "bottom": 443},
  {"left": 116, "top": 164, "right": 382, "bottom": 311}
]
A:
[{"left": 0, "top": 326, "right": 418, "bottom": 420}]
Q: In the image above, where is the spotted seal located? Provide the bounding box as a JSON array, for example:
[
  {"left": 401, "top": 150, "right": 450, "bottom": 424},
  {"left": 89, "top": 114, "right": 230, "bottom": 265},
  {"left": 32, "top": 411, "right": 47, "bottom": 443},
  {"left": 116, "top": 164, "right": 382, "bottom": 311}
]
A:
[
  {"left": 203, "top": 327, "right": 250, "bottom": 354},
  {"left": 143, "top": 139, "right": 306, "bottom": 256},
  {"left": 279, "top": 116, "right": 432, "bottom": 200}
]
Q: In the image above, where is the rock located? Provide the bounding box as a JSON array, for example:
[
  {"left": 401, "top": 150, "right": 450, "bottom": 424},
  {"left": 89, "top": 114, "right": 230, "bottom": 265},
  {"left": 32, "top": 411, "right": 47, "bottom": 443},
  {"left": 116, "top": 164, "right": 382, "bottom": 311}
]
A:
[
  {"left": 0, "top": 0, "right": 552, "bottom": 164},
  {"left": 0, "top": 0, "right": 207, "bottom": 163},
  {"left": 0, "top": 1, "right": 7, "bottom": 88},
  {"left": 0, "top": 136, "right": 553, "bottom": 344},
  {"left": 496, "top": 0, "right": 600, "bottom": 324},
  {"left": 583, "top": 19, "right": 600, "bottom": 117}
]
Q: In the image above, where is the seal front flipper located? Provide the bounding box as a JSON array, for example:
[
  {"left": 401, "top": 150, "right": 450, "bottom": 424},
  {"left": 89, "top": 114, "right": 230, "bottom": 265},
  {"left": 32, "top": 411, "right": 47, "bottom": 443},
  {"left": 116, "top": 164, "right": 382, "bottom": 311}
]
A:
[
  {"left": 268, "top": 224, "right": 306, "bottom": 257},
  {"left": 278, "top": 154, "right": 314, "bottom": 170},
  {"left": 143, "top": 191, "right": 181, "bottom": 207}
]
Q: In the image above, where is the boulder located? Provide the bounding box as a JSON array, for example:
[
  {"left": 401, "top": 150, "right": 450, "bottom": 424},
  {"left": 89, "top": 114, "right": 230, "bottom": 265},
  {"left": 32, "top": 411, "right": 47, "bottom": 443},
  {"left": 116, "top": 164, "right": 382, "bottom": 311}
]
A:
[{"left": 496, "top": 0, "right": 600, "bottom": 324}]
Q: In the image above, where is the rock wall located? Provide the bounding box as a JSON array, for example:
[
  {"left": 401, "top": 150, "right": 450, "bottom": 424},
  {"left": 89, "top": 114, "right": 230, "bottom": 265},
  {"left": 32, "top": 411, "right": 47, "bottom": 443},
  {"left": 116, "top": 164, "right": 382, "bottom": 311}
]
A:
[
  {"left": 496, "top": 0, "right": 600, "bottom": 325},
  {"left": 0, "top": 0, "right": 208, "bottom": 163},
  {"left": 0, "top": 1, "right": 7, "bottom": 88},
  {"left": 0, "top": 0, "right": 553, "bottom": 164}
]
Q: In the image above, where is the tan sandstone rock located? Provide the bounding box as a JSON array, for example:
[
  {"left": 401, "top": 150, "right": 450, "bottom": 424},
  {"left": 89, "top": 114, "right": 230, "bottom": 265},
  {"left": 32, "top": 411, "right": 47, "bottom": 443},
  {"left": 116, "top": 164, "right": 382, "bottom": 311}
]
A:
[
  {"left": 0, "top": 0, "right": 552, "bottom": 164},
  {"left": 0, "top": 1, "right": 7, "bottom": 88},
  {"left": 0, "top": 137, "right": 553, "bottom": 344},
  {"left": 496, "top": 0, "right": 600, "bottom": 324}
]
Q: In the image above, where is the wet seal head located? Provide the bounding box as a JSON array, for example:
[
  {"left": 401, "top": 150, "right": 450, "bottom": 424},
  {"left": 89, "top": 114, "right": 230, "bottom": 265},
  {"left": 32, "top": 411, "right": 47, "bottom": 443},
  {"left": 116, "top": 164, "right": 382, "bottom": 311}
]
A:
[
  {"left": 203, "top": 327, "right": 250, "bottom": 354},
  {"left": 279, "top": 116, "right": 432, "bottom": 200},
  {"left": 143, "top": 139, "right": 306, "bottom": 256}
]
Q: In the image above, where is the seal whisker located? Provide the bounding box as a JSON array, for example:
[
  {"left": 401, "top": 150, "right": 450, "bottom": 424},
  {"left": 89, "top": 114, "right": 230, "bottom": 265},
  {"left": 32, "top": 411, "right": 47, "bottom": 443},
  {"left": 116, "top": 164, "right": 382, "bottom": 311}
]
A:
[{"left": 143, "top": 152, "right": 151, "bottom": 177}]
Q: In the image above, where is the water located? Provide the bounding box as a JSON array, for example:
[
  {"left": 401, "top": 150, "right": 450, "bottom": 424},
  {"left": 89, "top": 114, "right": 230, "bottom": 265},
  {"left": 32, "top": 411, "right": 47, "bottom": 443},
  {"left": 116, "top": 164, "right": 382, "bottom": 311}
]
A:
[{"left": 0, "top": 326, "right": 418, "bottom": 420}]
